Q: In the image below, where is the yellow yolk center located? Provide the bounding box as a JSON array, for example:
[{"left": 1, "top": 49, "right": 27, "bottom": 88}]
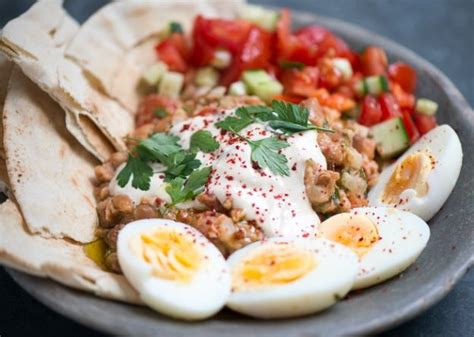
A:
[
  {"left": 131, "top": 229, "right": 201, "bottom": 282},
  {"left": 233, "top": 244, "right": 317, "bottom": 290},
  {"left": 319, "top": 213, "right": 379, "bottom": 258},
  {"left": 382, "top": 152, "right": 432, "bottom": 204}
]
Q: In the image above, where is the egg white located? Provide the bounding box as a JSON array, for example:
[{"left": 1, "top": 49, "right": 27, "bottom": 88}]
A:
[
  {"left": 117, "top": 219, "right": 231, "bottom": 320},
  {"left": 319, "top": 207, "right": 430, "bottom": 290},
  {"left": 368, "top": 125, "right": 462, "bottom": 221},
  {"left": 226, "top": 237, "right": 358, "bottom": 319}
]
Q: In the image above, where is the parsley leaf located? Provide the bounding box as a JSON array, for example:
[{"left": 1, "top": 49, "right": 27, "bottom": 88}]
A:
[
  {"left": 154, "top": 107, "right": 168, "bottom": 118},
  {"left": 136, "top": 133, "right": 181, "bottom": 161},
  {"left": 190, "top": 130, "right": 219, "bottom": 153},
  {"left": 166, "top": 167, "right": 212, "bottom": 204},
  {"left": 235, "top": 105, "right": 274, "bottom": 121},
  {"left": 116, "top": 155, "right": 153, "bottom": 190},
  {"left": 162, "top": 151, "right": 201, "bottom": 180},
  {"left": 248, "top": 137, "right": 290, "bottom": 176},
  {"left": 215, "top": 108, "right": 254, "bottom": 132}
]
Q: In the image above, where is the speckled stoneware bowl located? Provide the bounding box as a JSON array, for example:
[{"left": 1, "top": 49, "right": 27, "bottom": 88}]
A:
[{"left": 5, "top": 9, "right": 474, "bottom": 337}]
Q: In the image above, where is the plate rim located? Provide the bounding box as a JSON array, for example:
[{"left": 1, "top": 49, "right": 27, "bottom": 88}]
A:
[{"left": 4, "top": 7, "right": 474, "bottom": 337}]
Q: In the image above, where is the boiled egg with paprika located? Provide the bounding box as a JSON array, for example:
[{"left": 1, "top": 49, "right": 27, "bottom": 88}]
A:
[
  {"left": 318, "top": 207, "right": 430, "bottom": 289},
  {"left": 117, "top": 219, "right": 231, "bottom": 320},
  {"left": 226, "top": 237, "right": 358, "bottom": 318},
  {"left": 368, "top": 125, "right": 462, "bottom": 221}
]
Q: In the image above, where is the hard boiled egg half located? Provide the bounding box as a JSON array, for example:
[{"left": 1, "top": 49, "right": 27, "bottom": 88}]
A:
[
  {"left": 318, "top": 207, "right": 430, "bottom": 289},
  {"left": 368, "top": 125, "right": 462, "bottom": 221},
  {"left": 226, "top": 237, "right": 358, "bottom": 318},
  {"left": 117, "top": 219, "right": 231, "bottom": 320}
]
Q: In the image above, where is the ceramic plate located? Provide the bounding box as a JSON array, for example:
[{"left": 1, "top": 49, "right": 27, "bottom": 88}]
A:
[{"left": 5, "top": 8, "right": 474, "bottom": 337}]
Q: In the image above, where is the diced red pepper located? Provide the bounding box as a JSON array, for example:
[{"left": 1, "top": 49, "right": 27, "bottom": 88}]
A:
[
  {"left": 401, "top": 108, "right": 420, "bottom": 143},
  {"left": 272, "top": 94, "right": 304, "bottom": 104},
  {"left": 280, "top": 66, "right": 319, "bottom": 97},
  {"left": 391, "top": 82, "right": 415, "bottom": 109},
  {"left": 360, "top": 46, "right": 388, "bottom": 76},
  {"left": 155, "top": 33, "right": 189, "bottom": 73},
  {"left": 413, "top": 114, "right": 437, "bottom": 135},
  {"left": 358, "top": 95, "right": 382, "bottom": 126},
  {"left": 388, "top": 62, "right": 417, "bottom": 93},
  {"left": 379, "top": 93, "right": 401, "bottom": 120}
]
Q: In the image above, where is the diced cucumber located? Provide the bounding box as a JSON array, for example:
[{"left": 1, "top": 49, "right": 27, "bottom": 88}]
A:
[
  {"left": 242, "top": 69, "right": 283, "bottom": 103},
  {"left": 415, "top": 98, "right": 438, "bottom": 116},
  {"left": 158, "top": 71, "right": 184, "bottom": 98},
  {"left": 238, "top": 4, "right": 279, "bottom": 31},
  {"left": 228, "top": 81, "right": 248, "bottom": 96},
  {"left": 211, "top": 49, "right": 232, "bottom": 69},
  {"left": 195, "top": 67, "right": 219, "bottom": 88},
  {"left": 332, "top": 58, "right": 353, "bottom": 80},
  {"left": 355, "top": 75, "right": 389, "bottom": 96},
  {"left": 370, "top": 117, "right": 410, "bottom": 159},
  {"left": 142, "top": 62, "right": 168, "bottom": 86}
]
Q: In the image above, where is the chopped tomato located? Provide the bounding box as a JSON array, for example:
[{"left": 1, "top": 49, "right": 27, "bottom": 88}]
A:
[
  {"left": 358, "top": 95, "right": 382, "bottom": 126},
  {"left": 388, "top": 62, "right": 417, "bottom": 93},
  {"left": 191, "top": 16, "right": 217, "bottom": 66},
  {"left": 272, "top": 94, "right": 304, "bottom": 104},
  {"left": 136, "top": 95, "right": 179, "bottom": 127},
  {"left": 280, "top": 66, "right": 319, "bottom": 97},
  {"left": 391, "top": 82, "right": 415, "bottom": 109},
  {"left": 414, "top": 114, "right": 437, "bottom": 135},
  {"left": 191, "top": 16, "right": 253, "bottom": 67},
  {"left": 379, "top": 93, "right": 401, "bottom": 120},
  {"left": 276, "top": 8, "right": 297, "bottom": 61},
  {"left": 276, "top": 10, "right": 352, "bottom": 65},
  {"left": 220, "top": 26, "right": 272, "bottom": 86},
  {"left": 401, "top": 109, "right": 420, "bottom": 143},
  {"left": 155, "top": 33, "right": 189, "bottom": 73},
  {"left": 360, "top": 46, "right": 388, "bottom": 76}
]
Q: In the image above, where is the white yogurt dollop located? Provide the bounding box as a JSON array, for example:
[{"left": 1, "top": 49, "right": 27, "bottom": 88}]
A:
[{"left": 110, "top": 109, "right": 327, "bottom": 238}]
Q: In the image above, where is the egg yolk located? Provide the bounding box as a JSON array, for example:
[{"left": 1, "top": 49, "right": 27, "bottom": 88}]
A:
[
  {"left": 319, "top": 213, "right": 379, "bottom": 258},
  {"left": 131, "top": 229, "right": 201, "bottom": 282},
  {"left": 382, "top": 152, "right": 432, "bottom": 204},
  {"left": 233, "top": 244, "right": 317, "bottom": 290}
]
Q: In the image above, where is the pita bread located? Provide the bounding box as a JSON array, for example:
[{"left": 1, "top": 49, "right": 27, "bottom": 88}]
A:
[
  {"left": 3, "top": 67, "right": 98, "bottom": 243},
  {"left": 0, "top": 199, "right": 142, "bottom": 305},
  {"left": 0, "top": 53, "right": 13, "bottom": 159},
  {"left": 66, "top": 0, "right": 243, "bottom": 111},
  {"left": 0, "top": 1, "right": 133, "bottom": 161}
]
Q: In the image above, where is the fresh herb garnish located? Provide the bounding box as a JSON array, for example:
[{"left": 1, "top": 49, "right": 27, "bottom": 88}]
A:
[
  {"left": 190, "top": 130, "right": 219, "bottom": 153},
  {"left": 162, "top": 151, "right": 201, "bottom": 181},
  {"left": 166, "top": 167, "right": 212, "bottom": 204},
  {"left": 117, "top": 129, "right": 218, "bottom": 193},
  {"left": 116, "top": 155, "right": 154, "bottom": 191},
  {"left": 215, "top": 108, "right": 254, "bottom": 132},
  {"left": 216, "top": 100, "right": 333, "bottom": 135},
  {"left": 169, "top": 22, "right": 183, "bottom": 34},
  {"left": 248, "top": 137, "right": 290, "bottom": 176},
  {"left": 154, "top": 107, "right": 168, "bottom": 118},
  {"left": 279, "top": 60, "right": 306, "bottom": 70}
]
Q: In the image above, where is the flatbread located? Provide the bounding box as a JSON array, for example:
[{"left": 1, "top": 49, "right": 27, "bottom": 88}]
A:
[
  {"left": 66, "top": 0, "right": 243, "bottom": 111},
  {"left": 3, "top": 67, "right": 98, "bottom": 243},
  {"left": 0, "top": 52, "right": 13, "bottom": 159},
  {"left": 0, "top": 1, "right": 133, "bottom": 161},
  {"left": 0, "top": 199, "right": 141, "bottom": 305}
]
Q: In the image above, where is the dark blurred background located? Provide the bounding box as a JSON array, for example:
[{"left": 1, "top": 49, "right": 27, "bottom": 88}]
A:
[{"left": 0, "top": 0, "right": 473, "bottom": 336}]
